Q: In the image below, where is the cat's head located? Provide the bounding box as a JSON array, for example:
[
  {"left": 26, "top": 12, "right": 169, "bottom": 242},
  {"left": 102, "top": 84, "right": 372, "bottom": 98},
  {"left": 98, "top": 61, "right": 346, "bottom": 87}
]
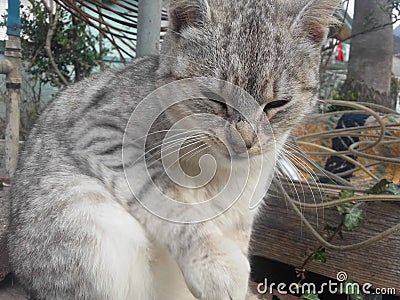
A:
[{"left": 157, "top": 0, "right": 339, "bottom": 159}]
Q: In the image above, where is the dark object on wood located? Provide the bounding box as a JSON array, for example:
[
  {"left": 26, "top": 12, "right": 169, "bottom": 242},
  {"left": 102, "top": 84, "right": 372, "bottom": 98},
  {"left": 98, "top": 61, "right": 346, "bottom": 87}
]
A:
[
  {"left": 250, "top": 182, "right": 400, "bottom": 294},
  {"left": 320, "top": 113, "right": 370, "bottom": 183}
]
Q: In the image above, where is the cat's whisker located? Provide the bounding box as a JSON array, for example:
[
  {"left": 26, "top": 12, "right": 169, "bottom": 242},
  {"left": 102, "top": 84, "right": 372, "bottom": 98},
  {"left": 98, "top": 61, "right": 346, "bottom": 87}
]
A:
[
  {"left": 133, "top": 133, "right": 209, "bottom": 164},
  {"left": 275, "top": 156, "right": 317, "bottom": 233},
  {"left": 182, "top": 148, "right": 210, "bottom": 164},
  {"left": 280, "top": 145, "right": 332, "bottom": 224},
  {"left": 283, "top": 141, "right": 344, "bottom": 188},
  {"left": 182, "top": 144, "right": 211, "bottom": 163},
  {"left": 248, "top": 142, "right": 309, "bottom": 204},
  {"left": 279, "top": 150, "right": 322, "bottom": 221},
  {"left": 146, "top": 136, "right": 212, "bottom": 168},
  {"left": 162, "top": 143, "right": 211, "bottom": 174},
  {"left": 158, "top": 137, "right": 209, "bottom": 160},
  {"left": 127, "top": 129, "right": 204, "bottom": 144},
  {"left": 280, "top": 148, "right": 323, "bottom": 200},
  {"left": 134, "top": 136, "right": 195, "bottom": 162},
  {"left": 150, "top": 141, "right": 208, "bottom": 171},
  {"left": 146, "top": 134, "right": 210, "bottom": 159},
  {"left": 276, "top": 157, "right": 304, "bottom": 211}
]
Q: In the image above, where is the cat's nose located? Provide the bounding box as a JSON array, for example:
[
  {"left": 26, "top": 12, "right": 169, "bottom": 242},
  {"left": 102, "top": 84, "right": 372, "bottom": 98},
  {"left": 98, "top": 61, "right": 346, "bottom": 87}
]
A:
[
  {"left": 231, "top": 142, "right": 252, "bottom": 154},
  {"left": 231, "top": 120, "right": 254, "bottom": 153}
]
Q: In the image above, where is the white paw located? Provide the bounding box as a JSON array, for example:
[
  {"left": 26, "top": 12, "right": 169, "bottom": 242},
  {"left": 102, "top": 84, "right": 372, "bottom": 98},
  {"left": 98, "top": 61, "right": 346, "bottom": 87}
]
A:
[{"left": 180, "top": 238, "right": 250, "bottom": 300}]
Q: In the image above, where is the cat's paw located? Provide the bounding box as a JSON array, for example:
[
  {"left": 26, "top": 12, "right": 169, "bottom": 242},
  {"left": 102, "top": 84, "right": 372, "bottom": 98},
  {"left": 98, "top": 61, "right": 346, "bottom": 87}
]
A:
[{"left": 180, "top": 238, "right": 250, "bottom": 300}]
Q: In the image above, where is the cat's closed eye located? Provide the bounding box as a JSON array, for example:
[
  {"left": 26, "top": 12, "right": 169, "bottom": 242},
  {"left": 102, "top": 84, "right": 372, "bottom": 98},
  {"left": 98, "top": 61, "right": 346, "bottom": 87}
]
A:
[
  {"left": 202, "top": 90, "right": 229, "bottom": 112},
  {"left": 263, "top": 99, "right": 290, "bottom": 113}
]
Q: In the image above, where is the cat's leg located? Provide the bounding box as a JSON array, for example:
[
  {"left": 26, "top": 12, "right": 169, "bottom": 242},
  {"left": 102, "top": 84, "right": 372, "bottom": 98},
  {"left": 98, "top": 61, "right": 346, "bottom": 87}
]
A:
[
  {"left": 134, "top": 214, "right": 251, "bottom": 300},
  {"left": 236, "top": 226, "right": 262, "bottom": 299},
  {"left": 178, "top": 235, "right": 250, "bottom": 300},
  {"left": 151, "top": 229, "right": 257, "bottom": 300},
  {"left": 151, "top": 243, "right": 197, "bottom": 300},
  {"left": 9, "top": 178, "right": 153, "bottom": 300}
]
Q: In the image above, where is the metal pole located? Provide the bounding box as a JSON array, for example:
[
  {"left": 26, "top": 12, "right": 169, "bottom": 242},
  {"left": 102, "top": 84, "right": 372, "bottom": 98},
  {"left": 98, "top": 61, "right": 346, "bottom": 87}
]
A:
[
  {"left": 136, "top": 0, "right": 162, "bottom": 57},
  {"left": 4, "top": 0, "right": 21, "bottom": 178}
]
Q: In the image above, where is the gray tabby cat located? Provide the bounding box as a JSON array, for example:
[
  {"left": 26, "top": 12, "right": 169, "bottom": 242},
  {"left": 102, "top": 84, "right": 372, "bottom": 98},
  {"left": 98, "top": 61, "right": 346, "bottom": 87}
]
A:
[{"left": 7, "top": 0, "right": 338, "bottom": 299}]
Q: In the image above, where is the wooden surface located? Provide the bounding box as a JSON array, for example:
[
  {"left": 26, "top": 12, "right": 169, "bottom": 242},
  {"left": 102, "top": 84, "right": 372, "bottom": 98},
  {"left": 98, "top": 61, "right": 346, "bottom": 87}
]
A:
[{"left": 251, "top": 183, "right": 400, "bottom": 294}]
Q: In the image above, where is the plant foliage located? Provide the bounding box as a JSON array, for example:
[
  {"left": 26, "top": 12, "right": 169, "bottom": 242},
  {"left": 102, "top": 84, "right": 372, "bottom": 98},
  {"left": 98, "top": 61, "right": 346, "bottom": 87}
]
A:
[{"left": 1, "top": 0, "right": 109, "bottom": 87}]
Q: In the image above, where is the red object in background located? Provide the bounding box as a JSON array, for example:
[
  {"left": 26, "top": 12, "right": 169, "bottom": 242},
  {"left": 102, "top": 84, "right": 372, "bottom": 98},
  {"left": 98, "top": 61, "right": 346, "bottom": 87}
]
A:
[{"left": 336, "top": 43, "right": 344, "bottom": 61}]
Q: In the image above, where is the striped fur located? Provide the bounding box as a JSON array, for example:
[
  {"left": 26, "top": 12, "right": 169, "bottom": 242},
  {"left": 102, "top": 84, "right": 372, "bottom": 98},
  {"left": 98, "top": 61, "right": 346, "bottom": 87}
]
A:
[{"left": 7, "top": 0, "right": 339, "bottom": 299}]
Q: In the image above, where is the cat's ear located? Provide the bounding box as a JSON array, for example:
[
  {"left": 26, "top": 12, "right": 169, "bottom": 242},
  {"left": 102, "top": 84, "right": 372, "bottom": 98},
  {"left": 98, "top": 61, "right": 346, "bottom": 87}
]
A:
[
  {"left": 293, "top": 0, "right": 339, "bottom": 46},
  {"left": 169, "top": 0, "right": 211, "bottom": 32}
]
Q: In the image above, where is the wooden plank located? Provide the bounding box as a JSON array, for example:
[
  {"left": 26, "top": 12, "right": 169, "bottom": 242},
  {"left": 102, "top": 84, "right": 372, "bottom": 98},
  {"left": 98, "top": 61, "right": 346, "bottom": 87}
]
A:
[{"left": 250, "top": 183, "right": 400, "bottom": 294}]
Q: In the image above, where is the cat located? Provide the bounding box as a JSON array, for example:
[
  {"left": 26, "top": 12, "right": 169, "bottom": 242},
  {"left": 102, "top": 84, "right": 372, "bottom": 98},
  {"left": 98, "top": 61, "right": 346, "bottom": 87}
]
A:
[{"left": 7, "top": 0, "right": 338, "bottom": 299}]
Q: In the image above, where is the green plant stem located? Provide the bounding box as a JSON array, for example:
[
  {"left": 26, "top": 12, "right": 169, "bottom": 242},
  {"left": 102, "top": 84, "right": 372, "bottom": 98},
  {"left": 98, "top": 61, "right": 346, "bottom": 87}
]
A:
[
  {"left": 280, "top": 185, "right": 400, "bottom": 251},
  {"left": 297, "top": 142, "right": 380, "bottom": 181},
  {"left": 290, "top": 194, "right": 400, "bottom": 209}
]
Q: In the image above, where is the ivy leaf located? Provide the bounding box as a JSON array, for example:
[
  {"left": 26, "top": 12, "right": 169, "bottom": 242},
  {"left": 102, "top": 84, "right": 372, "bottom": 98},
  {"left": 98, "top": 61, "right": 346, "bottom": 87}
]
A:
[
  {"left": 337, "top": 203, "right": 353, "bottom": 214},
  {"left": 343, "top": 207, "right": 365, "bottom": 231},
  {"left": 310, "top": 248, "right": 327, "bottom": 263},
  {"left": 368, "top": 179, "right": 390, "bottom": 194},
  {"left": 339, "top": 189, "right": 355, "bottom": 199},
  {"left": 302, "top": 292, "right": 320, "bottom": 300},
  {"left": 387, "top": 183, "right": 400, "bottom": 195}
]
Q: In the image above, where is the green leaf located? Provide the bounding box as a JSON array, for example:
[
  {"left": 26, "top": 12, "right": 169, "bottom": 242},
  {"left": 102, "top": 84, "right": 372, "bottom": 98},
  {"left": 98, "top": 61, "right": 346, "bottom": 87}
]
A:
[
  {"left": 343, "top": 207, "right": 365, "bottom": 231},
  {"left": 339, "top": 189, "right": 355, "bottom": 199},
  {"left": 301, "top": 292, "right": 320, "bottom": 300},
  {"left": 337, "top": 203, "right": 353, "bottom": 214},
  {"left": 310, "top": 248, "right": 327, "bottom": 263},
  {"left": 368, "top": 179, "right": 390, "bottom": 194},
  {"left": 387, "top": 183, "right": 400, "bottom": 195},
  {"left": 3, "top": 0, "right": 111, "bottom": 88}
]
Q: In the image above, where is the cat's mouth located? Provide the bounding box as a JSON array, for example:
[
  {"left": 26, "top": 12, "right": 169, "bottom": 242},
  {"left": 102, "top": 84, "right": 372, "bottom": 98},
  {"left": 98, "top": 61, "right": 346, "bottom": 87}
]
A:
[
  {"left": 205, "top": 137, "right": 264, "bottom": 160},
  {"left": 168, "top": 133, "right": 265, "bottom": 166}
]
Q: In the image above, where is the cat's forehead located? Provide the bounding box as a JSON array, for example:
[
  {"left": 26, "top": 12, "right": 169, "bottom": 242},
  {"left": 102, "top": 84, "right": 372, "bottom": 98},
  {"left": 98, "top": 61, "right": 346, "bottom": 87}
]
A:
[
  {"left": 164, "top": 0, "right": 337, "bottom": 98},
  {"left": 209, "top": 0, "right": 302, "bottom": 24},
  {"left": 209, "top": 1, "right": 303, "bottom": 55}
]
